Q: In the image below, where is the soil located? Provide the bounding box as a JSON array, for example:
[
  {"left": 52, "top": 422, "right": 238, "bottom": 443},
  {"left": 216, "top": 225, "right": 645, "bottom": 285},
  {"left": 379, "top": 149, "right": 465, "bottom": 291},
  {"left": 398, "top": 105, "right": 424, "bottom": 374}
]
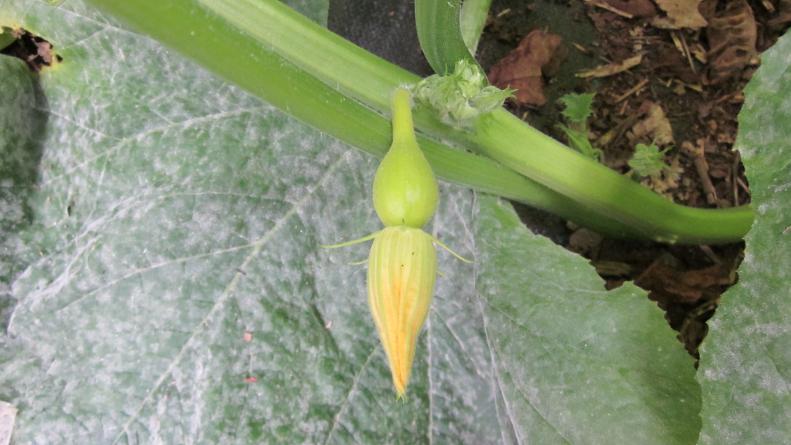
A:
[{"left": 477, "top": 0, "right": 791, "bottom": 360}]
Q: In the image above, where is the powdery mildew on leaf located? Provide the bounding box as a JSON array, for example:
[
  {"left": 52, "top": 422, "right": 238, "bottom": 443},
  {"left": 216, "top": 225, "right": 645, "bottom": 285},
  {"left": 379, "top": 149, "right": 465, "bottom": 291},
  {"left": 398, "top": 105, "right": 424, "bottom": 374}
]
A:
[
  {"left": 474, "top": 196, "right": 701, "bottom": 445},
  {"left": 0, "top": 1, "right": 706, "bottom": 443},
  {"left": 0, "top": 1, "right": 505, "bottom": 443},
  {"left": 697, "top": 29, "right": 791, "bottom": 445},
  {"left": 0, "top": 401, "right": 16, "bottom": 445},
  {"left": 0, "top": 56, "right": 45, "bottom": 328}
]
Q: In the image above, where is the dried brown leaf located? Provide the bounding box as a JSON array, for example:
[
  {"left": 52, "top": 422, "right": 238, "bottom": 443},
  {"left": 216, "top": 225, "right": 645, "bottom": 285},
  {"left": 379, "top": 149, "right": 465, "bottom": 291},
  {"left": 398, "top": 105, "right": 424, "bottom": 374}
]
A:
[
  {"left": 651, "top": 0, "right": 708, "bottom": 29},
  {"left": 577, "top": 53, "right": 642, "bottom": 78},
  {"left": 629, "top": 101, "right": 675, "bottom": 146},
  {"left": 568, "top": 228, "right": 603, "bottom": 256},
  {"left": 642, "top": 156, "right": 683, "bottom": 196},
  {"left": 636, "top": 253, "right": 736, "bottom": 303},
  {"left": 767, "top": 0, "right": 791, "bottom": 27},
  {"left": 589, "top": 0, "right": 658, "bottom": 18},
  {"left": 488, "top": 30, "right": 564, "bottom": 107},
  {"left": 703, "top": 0, "right": 757, "bottom": 84}
]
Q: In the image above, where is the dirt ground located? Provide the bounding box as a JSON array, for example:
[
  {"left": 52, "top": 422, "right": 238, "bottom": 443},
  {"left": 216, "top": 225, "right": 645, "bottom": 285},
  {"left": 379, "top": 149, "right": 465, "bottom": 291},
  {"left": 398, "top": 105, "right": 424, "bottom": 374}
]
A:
[{"left": 478, "top": 0, "right": 791, "bottom": 359}]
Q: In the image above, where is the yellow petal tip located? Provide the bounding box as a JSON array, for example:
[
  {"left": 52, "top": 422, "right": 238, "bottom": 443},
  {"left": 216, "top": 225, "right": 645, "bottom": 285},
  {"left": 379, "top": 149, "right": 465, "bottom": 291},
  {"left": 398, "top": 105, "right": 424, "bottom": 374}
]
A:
[{"left": 368, "top": 226, "right": 437, "bottom": 398}]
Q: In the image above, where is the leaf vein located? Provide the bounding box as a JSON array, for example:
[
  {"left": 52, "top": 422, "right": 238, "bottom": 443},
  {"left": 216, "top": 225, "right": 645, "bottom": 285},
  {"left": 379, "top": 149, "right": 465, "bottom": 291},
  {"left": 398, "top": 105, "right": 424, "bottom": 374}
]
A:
[
  {"left": 40, "top": 106, "right": 264, "bottom": 186},
  {"left": 470, "top": 195, "right": 522, "bottom": 445},
  {"left": 323, "top": 347, "right": 378, "bottom": 445},
  {"left": 110, "top": 151, "right": 349, "bottom": 443}
]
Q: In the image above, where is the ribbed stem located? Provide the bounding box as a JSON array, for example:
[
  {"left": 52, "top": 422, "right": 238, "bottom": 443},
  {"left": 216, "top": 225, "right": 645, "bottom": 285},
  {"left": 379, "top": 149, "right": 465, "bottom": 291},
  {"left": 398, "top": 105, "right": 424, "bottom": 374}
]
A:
[
  {"left": 459, "top": 0, "right": 492, "bottom": 53},
  {"left": 415, "top": 0, "right": 480, "bottom": 74},
  {"left": 391, "top": 89, "right": 416, "bottom": 146},
  {"left": 81, "top": 0, "right": 754, "bottom": 243}
]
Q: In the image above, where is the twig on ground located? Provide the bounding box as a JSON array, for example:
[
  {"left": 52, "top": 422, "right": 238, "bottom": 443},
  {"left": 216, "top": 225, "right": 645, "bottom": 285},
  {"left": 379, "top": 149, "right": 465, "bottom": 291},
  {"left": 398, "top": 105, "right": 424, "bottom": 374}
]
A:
[{"left": 682, "top": 140, "right": 718, "bottom": 206}]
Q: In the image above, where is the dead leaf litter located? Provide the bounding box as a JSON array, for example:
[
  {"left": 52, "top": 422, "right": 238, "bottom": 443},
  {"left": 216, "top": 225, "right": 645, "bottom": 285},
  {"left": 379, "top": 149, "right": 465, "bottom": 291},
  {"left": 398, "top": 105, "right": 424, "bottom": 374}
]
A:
[{"left": 478, "top": 0, "right": 790, "bottom": 359}]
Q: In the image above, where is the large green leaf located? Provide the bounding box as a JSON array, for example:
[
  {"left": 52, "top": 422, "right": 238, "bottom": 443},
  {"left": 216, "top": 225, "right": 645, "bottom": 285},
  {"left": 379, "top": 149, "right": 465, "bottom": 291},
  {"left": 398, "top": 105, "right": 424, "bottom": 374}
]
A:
[
  {"left": 0, "top": 56, "right": 45, "bottom": 327},
  {"left": 1, "top": 1, "right": 700, "bottom": 443},
  {"left": 473, "top": 196, "right": 701, "bottom": 444},
  {"left": 697, "top": 30, "right": 791, "bottom": 445}
]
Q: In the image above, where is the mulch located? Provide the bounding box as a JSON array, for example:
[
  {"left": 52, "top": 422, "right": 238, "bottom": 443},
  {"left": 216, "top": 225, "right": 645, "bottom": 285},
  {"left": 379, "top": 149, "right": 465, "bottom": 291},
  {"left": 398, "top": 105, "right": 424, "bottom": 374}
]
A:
[{"left": 478, "top": 0, "right": 790, "bottom": 359}]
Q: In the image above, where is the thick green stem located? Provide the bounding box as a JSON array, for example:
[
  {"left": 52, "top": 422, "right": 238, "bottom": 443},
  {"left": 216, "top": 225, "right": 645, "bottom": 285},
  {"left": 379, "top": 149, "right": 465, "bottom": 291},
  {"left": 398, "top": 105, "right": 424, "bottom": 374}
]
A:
[
  {"left": 475, "top": 112, "right": 753, "bottom": 243},
  {"left": 391, "top": 89, "right": 417, "bottom": 146},
  {"left": 460, "top": 0, "right": 492, "bottom": 53},
  {"left": 412, "top": 0, "right": 753, "bottom": 243},
  {"left": 81, "top": 0, "right": 633, "bottom": 236},
  {"left": 81, "top": 0, "right": 754, "bottom": 243},
  {"left": 415, "top": 0, "right": 480, "bottom": 74},
  {"left": 206, "top": 0, "right": 754, "bottom": 244}
]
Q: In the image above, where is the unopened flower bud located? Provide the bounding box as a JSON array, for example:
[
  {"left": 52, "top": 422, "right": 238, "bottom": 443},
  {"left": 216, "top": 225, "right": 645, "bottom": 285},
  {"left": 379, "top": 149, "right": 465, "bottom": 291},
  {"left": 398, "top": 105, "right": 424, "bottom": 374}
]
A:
[
  {"left": 323, "top": 88, "right": 469, "bottom": 397},
  {"left": 367, "top": 226, "right": 437, "bottom": 396}
]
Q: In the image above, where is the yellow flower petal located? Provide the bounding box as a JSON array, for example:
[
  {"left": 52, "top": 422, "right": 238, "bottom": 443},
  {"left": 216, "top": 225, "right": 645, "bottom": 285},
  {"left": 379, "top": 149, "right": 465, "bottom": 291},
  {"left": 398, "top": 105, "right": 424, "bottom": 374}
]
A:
[{"left": 367, "top": 226, "right": 437, "bottom": 396}]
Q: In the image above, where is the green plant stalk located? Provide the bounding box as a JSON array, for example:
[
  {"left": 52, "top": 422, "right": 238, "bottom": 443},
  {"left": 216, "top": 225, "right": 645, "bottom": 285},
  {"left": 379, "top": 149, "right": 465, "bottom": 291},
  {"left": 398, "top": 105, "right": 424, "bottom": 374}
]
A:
[
  {"left": 238, "top": 0, "right": 751, "bottom": 244},
  {"left": 199, "top": 0, "right": 753, "bottom": 244},
  {"left": 195, "top": 0, "right": 463, "bottom": 141},
  {"left": 82, "top": 0, "right": 753, "bottom": 243},
  {"left": 459, "top": 0, "right": 492, "bottom": 53},
  {"left": 415, "top": 0, "right": 481, "bottom": 74},
  {"left": 412, "top": 0, "right": 753, "bottom": 243},
  {"left": 80, "top": 0, "right": 635, "bottom": 237},
  {"left": 475, "top": 113, "right": 752, "bottom": 243}
]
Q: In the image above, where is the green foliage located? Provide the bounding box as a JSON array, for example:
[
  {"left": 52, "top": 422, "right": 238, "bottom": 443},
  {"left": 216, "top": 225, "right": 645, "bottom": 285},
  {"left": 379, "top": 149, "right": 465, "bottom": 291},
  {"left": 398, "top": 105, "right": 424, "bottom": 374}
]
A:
[
  {"left": 696, "top": 29, "right": 791, "bottom": 444},
  {"left": 0, "top": 1, "right": 708, "bottom": 443},
  {"left": 80, "top": 0, "right": 754, "bottom": 244},
  {"left": 558, "top": 124, "right": 602, "bottom": 160},
  {"left": 628, "top": 143, "right": 671, "bottom": 179},
  {"left": 414, "top": 0, "right": 480, "bottom": 75},
  {"left": 459, "top": 0, "right": 492, "bottom": 53},
  {"left": 1, "top": 1, "right": 787, "bottom": 443},
  {"left": 474, "top": 196, "right": 701, "bottom": 444},
  {"left": 0, "top": 55, "right": 42, "bottom": 325},
  {"left": 0, "top": 27, "right": 15, "bottom": 52},
  {"left": 412, "top": 59, "right": 513, "bottom": 127},
  {"left": 558, "top": 92, "right": 601, "bottom": 160},
  {"left": 559, "top": 92, "right": 595, "bottom": 124}
]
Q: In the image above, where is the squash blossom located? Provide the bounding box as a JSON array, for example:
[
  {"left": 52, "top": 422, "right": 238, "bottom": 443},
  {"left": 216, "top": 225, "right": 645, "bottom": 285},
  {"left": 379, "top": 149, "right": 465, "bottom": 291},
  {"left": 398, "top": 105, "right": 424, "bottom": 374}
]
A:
[
  {"left": 326, "top": 88, "right": 467, "bottom": 396},
  {"left": 367, "top": 225, "right": 436, "bottom": 396}
]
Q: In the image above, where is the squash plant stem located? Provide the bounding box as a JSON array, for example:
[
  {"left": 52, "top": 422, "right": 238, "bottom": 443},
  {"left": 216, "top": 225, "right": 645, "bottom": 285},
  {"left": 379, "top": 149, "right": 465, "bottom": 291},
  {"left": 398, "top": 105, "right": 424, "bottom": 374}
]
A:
[{"left": 83, "top": 0, "right": 753, "bottom": 244}]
